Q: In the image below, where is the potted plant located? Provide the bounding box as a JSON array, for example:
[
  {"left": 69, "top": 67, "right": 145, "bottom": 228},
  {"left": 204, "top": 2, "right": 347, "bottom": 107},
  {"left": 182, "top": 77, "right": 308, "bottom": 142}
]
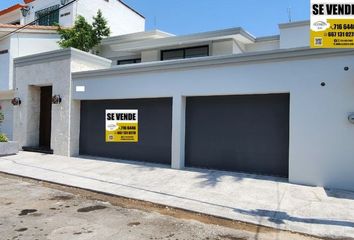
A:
[{"left": 0, "top": 105, "right": 18, "bottom": 156}]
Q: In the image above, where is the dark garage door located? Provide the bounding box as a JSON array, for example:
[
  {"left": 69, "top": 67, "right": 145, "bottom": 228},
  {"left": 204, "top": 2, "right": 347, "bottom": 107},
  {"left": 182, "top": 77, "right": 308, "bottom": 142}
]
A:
[
  {"left": 80, "top": 98, "right": 172, "bottom": 165},
  {"left": 185, "top": 94, "right": 289, "bottom": 177}
]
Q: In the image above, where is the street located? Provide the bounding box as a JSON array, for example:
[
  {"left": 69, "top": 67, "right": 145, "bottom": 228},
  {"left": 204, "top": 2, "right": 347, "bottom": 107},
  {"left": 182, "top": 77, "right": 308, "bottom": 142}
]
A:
[{"left": 0, "top": 175, "right": 320, "bottom": 240}]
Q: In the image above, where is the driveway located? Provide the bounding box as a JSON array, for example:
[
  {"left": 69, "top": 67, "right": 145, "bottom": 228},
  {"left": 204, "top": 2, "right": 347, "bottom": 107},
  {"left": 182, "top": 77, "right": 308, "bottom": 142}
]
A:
[{"left": 0, "top": 152, "right": 354, "bottom": 239}]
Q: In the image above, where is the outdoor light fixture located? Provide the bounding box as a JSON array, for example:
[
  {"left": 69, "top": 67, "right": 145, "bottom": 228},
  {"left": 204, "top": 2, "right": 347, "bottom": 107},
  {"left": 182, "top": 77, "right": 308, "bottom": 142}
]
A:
[
  {"left": 61, "top": 0, "right": 69, "bottom": 5},
  {"left": 11, "top": 97, "right": 21, "bottom": 106},
  {"left": 349, "top": 113, "right": 354, "bottom": 124},
  {"left": 52, "top": 95, "right": 62, "bottom": 104},
  {"left": 20, "top": 6, "right": 30, "bottom": 17}
]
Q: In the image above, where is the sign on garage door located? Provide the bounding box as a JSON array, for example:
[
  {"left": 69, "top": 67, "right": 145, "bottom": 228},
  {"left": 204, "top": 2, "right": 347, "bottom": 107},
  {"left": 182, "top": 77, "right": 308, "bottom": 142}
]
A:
[{"left": 106, "top": 110, "right": 138, "bottom": 142}]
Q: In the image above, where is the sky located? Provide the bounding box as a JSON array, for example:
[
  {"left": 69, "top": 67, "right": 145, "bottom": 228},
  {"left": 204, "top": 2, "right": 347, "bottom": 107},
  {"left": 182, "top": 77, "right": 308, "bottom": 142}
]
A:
[{"left": 1, "top": 0, "right": 310, "bottom": 37}]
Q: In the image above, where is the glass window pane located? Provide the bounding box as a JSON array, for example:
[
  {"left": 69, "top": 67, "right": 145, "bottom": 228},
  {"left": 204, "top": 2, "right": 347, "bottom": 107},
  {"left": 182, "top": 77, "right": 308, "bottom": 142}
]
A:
[
  {"left": 36, "top": 5, "right": 59, "bottom": 26},
  {"left": 185, "top": 46, "right": 209, "bottom": 58},
  {"left": 162, "top": 49, "right": 184, "bottom": 60},
  {"left": 117, "top": 59, "right": 141, "bottom": 65}
]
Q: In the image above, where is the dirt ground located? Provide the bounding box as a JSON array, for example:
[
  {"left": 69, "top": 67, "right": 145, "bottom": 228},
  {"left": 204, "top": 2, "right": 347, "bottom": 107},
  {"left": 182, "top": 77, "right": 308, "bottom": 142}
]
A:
[{"left": 0, "top": 174, "right": 322, "bottom": 240}]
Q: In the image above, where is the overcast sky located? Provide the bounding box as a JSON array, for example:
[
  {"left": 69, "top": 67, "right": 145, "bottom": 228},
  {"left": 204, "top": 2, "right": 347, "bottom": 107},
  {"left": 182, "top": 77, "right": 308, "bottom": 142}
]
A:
[{"left": 1, "top": 0, "right": 310, "bottom": 37}]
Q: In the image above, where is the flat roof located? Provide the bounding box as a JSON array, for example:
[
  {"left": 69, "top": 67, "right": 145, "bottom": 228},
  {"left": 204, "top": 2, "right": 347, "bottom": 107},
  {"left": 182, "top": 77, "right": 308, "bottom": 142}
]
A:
[
  {"left": 103, "top": 27, "right": 256, "bottom": 52},
  {"left": 72, "top": 47, "right": 354, "bottom": 79}
]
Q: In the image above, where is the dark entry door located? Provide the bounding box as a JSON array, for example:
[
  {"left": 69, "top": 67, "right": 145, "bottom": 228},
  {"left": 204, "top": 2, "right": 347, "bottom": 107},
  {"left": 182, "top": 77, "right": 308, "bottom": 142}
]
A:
[
  {"left": 185, "top": 94, "right": 290, "bottom": 178},
  {"left": 39, "top": 86, "right": 52, "bottom": 149}
]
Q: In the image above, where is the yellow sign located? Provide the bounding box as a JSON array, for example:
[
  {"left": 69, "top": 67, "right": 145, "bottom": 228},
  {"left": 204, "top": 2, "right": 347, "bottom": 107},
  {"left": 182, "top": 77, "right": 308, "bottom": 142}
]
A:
[
  {"left": 311, "top": 1, "right": 354, "bottom": 48},
  {"left": 105, "top": 110, "right": 138, "bottom": 142}
]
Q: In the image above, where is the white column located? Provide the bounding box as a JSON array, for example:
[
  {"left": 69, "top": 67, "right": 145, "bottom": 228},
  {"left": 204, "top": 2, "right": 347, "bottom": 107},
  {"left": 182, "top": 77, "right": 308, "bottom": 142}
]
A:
[{"left": 171, "top": 95, "right": 186, "bottom": 169}]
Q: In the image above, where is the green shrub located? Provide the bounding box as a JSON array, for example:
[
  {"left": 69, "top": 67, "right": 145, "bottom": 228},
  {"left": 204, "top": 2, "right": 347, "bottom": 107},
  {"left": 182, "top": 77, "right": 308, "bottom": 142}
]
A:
[{"left": 0, "top": 133, "right": 8, "bottom": 143}]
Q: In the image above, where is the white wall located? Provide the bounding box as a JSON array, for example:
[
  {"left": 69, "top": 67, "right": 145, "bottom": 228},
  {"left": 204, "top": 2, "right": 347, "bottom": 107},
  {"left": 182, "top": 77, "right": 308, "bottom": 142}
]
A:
[
  {"left": 77, "top": 0, "right": 145, "bottom": 36},
  {"left": 0, "top": 53, "right": 10, "bottom": 90},
  {"left": 246, "top": 40, "right": 279, "bottom": 52},
  {"left": 8, "top": 32, "right": 60, "bottom": 90},
  {"left": 0, "top": 10, "right": 21, "bottom": 24},
  {"left": 212, "top": 40, "right": 244, "bottom": 56},
  {"left": 280, "top": 25, "right": 310, "bottom": 49},
  {"left": 73, "top": 52, "right": 354, "bottom": 192},
  {"left": 141, "top": 50, "right": 159, "bottom": 62},
  {"left": 0, "top": 38, "right": 11, "bottom": 91}
]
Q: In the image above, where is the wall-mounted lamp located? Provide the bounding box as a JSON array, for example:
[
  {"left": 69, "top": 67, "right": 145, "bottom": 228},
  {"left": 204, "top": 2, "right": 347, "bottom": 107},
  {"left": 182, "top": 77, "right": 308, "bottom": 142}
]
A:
[
  {"left": 349, "top": 113, "right": 354, "bottom": 124},
  {"left": 52, "top": 95, "right": 62, "bottom": 104},
  {"left": 20, "top": 6, "right": 30, "bottom": 17},
  {"left": 61, "top": 0, "right": 69, "bottom": 5},
  {"left": 11, "top": 97, "right": 21, "bottom": 106}
]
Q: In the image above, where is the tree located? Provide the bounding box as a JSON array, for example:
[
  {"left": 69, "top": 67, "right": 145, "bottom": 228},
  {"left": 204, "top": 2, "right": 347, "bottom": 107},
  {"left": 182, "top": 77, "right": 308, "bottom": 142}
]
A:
[
  {"left": 92, "top": 10, "right": 111, "bottom": 44},
  {"left": 57, "top": 10, "right": 110, "bottom": 52}
]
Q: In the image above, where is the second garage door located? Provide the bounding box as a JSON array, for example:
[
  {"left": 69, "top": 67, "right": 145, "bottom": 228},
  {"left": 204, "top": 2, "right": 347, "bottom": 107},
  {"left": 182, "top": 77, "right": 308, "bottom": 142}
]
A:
[
  {"left": 80, "top": 98, "right": 172, "bottom": 165},
  {"left": 185, "top": 94, "right": 290, "bottom": 177}
]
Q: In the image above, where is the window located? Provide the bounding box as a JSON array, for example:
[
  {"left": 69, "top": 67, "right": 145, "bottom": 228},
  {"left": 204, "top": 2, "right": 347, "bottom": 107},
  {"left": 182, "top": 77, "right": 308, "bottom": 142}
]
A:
[
  {"left": 35, "top": 5, "right": 60, "bottom": 26},
  {"left": 161, "top": 46, "right": 209, "bottom": 61},
  {"left": 117, "top": 58, "right": 141, "bottom": 65}
]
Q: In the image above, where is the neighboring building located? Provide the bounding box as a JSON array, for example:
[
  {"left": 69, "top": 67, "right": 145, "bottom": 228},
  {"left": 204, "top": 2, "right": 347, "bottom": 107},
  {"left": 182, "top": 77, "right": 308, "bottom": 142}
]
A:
[
  {"left": 0, "top": 0, "right": 145, "bottom": 36},
  {"left": 0, "top": 24, "right": 59, "bottom": 139},
  {"left": 0, "top": 0, "right": 145, "bottom": 140},
  {"left": 11, "top": 20, "right": 354, "bottom": 192}
]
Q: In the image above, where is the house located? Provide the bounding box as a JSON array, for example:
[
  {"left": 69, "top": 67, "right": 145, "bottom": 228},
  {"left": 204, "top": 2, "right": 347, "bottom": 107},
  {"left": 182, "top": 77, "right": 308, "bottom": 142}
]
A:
[
  {"left": 0, "top": 24, "right": 59, "bottom": 139},
  {"left": 0, "top": 0, "right": 144, "bottom": 35},
  {"left": 11, "top": 20, "right": 354, "bottom": 192},
  {"left": 0, "top": 0, "right": 145, "bottom": 139}
]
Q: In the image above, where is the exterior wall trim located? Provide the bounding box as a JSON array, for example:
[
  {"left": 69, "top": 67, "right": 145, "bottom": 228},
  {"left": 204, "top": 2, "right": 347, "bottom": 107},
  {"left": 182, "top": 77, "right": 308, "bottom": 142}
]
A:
[
  {"left": 101, "top": 30, "right": 175, "bottom": 45},
  {"left": 73, "top": 47, "right": 354, "bottom": 79},
  {"left": 255, "top": 35, "right": 280, "bottom": 42},
  {"left": 279, "top": 20, "right": 310, "bottom": 29},
  {"left": 14, "top": 48, "right": 112, "bottom": 67},
  {"left": 104, "top": 27, "right": 256, "bottom": 52}
]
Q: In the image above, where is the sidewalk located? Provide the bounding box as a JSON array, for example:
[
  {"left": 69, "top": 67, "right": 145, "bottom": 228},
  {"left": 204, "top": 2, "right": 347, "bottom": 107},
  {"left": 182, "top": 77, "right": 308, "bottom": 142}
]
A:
[{"left": 0, "top": 152, "right": 353, "bottom": 239}]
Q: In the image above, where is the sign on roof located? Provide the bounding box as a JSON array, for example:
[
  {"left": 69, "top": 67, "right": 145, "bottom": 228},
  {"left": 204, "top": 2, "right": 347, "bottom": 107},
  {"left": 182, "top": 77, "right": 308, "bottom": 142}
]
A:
[{"left": 311, "top": 0, "right": 354, "bottom": 48}]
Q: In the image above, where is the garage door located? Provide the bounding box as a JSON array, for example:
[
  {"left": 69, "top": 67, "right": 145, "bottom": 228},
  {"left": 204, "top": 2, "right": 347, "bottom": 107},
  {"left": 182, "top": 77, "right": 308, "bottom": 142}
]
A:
[
  {"left": 185, "top": 94, "right": 289, "bottom": 177},
  {"left": 80, "top": 98, "right": 172, "bottom": 164}
]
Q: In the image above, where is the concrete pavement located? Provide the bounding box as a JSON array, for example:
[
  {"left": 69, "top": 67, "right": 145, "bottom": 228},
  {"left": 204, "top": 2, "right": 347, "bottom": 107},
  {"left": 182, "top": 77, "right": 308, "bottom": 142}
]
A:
[
  {"left": 2, "top": 176, "right": 319, "bottom": 240},
  {"left": 0, "top": 152, "right": 354, "bottom": 239}
]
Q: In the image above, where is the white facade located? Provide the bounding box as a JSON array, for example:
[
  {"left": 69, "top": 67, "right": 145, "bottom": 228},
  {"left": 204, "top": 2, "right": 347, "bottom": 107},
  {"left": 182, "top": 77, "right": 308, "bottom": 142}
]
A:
[
  {"left": 13, "top": 48, "right": 112, "bottom": 156},
  {"left": 0, "top": 26, "right": 65, "bottom": 93},
  {"left": 0, "top": 27, "right": 60, "bottom": 140},
  {"left": 10, "top": 20, "right": 354, "bottom": 192}
]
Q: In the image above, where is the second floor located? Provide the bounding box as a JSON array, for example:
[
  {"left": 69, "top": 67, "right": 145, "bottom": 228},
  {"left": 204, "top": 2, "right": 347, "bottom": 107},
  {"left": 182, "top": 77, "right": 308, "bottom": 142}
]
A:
[
  {"left": 99, "top": 21, "right": 310, "bottom": 67},
  {"left": 0, "top": 0, "right": 145, "bottom": 36}
]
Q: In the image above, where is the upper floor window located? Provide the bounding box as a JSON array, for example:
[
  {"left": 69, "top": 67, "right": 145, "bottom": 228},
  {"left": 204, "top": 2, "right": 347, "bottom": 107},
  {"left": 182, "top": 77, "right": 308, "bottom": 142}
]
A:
[
  {"left": 161, "top": 46, "right": 209, "bottom": 61},
  {"left": 35, "top": 5, "right": 60, "bottom": 26},
  {"left": 117, "top": 58, "right": 141, "bottom": 65}
]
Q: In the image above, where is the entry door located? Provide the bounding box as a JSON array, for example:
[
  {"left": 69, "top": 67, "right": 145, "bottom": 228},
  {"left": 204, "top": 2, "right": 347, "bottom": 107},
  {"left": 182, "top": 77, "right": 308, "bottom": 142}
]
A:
[{"left": 39, "top": 86, "right": 52, "bottom": 149}]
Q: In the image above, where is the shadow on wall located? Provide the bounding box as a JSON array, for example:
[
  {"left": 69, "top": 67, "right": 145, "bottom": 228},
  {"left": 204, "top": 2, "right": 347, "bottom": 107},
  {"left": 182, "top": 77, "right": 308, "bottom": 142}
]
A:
[
  {"left": 234, "top": 208, "right": 354, "bottom": 228},
  {"left": 325, "top": 188, "right": 354, "bottom": 201}
]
